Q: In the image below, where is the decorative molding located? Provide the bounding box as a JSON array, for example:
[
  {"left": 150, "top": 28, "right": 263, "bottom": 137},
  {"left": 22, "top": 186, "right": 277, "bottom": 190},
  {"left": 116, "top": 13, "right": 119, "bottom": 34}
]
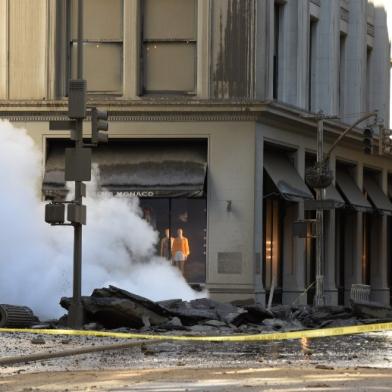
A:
[
  {"left": 0, "top": 110, "right": 260, "bottom": 122},
  {"left": 367, "top": 22, "right": 375, "bottom": 38},
  {"left": 340, "top": 7, "right": 349, "bottom": 22},
  {"left": 0, "top": 100, "right": 383, "bottom": 155},
  {"left": 340, "top": 0, "right": 349, "bottom": 10}
]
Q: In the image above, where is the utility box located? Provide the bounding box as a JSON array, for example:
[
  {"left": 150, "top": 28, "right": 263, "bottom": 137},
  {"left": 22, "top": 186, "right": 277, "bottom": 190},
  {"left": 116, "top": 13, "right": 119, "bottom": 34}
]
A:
[
  {"left": 65, "top": 147, "right": 92, "bottom": 182},
  {"left": 67, "top": 203, "right": 87, "bottom": 225},
  {"left": 68, "top": 79, "right": 86, "bottom": 119},
  {"left": 293, "top": 219, "right": 318, "bottom": 238},
  {"left": 45, "top": 203, "right": 65, "bottom": 224}
]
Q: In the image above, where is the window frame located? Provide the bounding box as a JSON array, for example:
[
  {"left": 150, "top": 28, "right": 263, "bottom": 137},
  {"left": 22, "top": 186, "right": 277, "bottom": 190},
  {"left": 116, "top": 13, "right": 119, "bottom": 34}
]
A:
[
  {"left": 66, "top": 0, "right": 124, "bottom": 96},
  {"left": 140, "top": 0, "right": 198, "bottom": 96}
]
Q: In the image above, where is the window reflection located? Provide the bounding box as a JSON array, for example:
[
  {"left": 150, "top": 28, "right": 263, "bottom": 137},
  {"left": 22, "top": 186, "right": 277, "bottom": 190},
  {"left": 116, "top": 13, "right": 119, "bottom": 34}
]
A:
[{"left": 140, "top": 198, "right": 207, "bottom": 284}]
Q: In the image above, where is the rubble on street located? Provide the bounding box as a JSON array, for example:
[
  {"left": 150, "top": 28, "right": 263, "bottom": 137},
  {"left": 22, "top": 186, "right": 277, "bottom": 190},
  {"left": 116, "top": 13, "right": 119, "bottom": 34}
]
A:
[
  {"left": 1, "top": 287, "right": 392, "bottom": 391},
  {"left": 55, "top": 285, "right": 392, "bottom": 334}
]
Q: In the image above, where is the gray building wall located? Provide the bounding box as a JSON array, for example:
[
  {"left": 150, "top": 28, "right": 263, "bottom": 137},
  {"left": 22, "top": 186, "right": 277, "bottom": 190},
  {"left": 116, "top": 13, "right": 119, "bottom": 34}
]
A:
[{"left": 0, "top": 0, "right": 390, "bottom": 304}]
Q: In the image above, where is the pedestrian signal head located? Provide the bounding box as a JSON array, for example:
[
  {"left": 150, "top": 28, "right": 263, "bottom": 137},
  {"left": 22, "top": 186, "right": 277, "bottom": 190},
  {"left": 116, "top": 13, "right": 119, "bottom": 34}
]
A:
[
  {"left": 91, "top": 107, "right": 109, "bottom": 144},
  {"left": 363, "top": 127, "right": 373, "bottom": 155}
]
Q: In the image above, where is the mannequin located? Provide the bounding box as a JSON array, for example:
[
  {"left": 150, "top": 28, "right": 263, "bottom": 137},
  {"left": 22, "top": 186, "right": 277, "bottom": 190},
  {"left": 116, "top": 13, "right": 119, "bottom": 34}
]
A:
[
  {"left": 160, "top": 228, "right": 173, "bottom": 260},
  {"left": 171, "top": 228, "right": 190, "bottom": 276},
  {"left": 142, "top": 207, "right": 156, "bottom": 229}
]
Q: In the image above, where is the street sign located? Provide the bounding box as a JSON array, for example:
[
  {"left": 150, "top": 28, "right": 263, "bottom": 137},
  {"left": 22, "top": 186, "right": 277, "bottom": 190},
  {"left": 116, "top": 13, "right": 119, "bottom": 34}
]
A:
[
  {"left": 45, "top": 203, "right": 65, "bottom": 224},
  {"left": 49, "top": 120, "right": 76, "bottom": 131},
  {"left": 67, "top": 204, "right": 87, "bottom": 225},
  {"left": 65, "top": 148, "right": 92, "bottom": 181},
  {"left": 304, "top": 200, "right": 337, "bottom": 211}
]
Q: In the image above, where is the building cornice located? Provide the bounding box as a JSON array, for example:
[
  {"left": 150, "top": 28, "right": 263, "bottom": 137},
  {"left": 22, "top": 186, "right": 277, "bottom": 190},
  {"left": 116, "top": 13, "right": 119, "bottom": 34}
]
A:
[
  {"left": 0, "top": 99, "right": 266, "bottom": 121},
  {"left": 0, "top": 99, "right": 380, "bottom": 146}
]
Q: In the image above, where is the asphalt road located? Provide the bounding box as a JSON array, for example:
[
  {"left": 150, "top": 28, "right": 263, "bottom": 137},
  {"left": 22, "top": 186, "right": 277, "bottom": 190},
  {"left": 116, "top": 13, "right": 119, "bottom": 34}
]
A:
[{"left": 0, "top": 330, "right": 391, "bottom": 391}]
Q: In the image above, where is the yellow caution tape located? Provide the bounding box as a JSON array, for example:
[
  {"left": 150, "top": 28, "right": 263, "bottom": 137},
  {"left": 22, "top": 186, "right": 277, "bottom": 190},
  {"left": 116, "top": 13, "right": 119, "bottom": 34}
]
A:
[{"left": 0, "top": 322, "right": 392, "bottom": 342}]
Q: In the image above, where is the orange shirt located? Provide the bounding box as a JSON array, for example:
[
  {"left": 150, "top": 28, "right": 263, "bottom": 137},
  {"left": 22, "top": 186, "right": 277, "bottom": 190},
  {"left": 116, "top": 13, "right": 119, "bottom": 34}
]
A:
[{"left": 171, "top": 237, "right": 190, "bottom": 258}]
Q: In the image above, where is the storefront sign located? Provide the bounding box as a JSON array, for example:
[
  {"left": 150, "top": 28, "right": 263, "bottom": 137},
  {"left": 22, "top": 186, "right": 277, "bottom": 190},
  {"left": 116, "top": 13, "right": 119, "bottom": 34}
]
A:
[{"left": 114, "top": 191, "right": 155, "bottom": 198}]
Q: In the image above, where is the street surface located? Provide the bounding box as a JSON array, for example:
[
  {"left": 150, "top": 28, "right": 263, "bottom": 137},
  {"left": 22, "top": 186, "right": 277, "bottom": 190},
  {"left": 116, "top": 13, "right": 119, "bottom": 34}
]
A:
[{"left": 0, "top": 330, "right": 391, "bottom": 391}]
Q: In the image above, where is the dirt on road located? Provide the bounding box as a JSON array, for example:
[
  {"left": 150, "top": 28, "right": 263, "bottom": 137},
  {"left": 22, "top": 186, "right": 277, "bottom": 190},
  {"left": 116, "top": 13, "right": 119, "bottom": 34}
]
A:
[
  {"left": 1, "top": 366, "right": 392, "bottom": 391},
  {"left": 0, "top": 331, "right": 392, "bottom": 391}
]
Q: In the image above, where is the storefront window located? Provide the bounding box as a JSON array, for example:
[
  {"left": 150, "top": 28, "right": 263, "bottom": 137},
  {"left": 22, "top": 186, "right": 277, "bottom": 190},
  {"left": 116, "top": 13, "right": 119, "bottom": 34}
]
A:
[
  {"left": 262, "top": 198, "right": 283, "bottom": 303},
  {"left": 304, "top": 210, "right": 316, "bottom": 304},
  {"left": 140, "top": 198, "right": 207, "bottom": 283},
  {"left": 335, "top": 209, "right": 346, "bottom": 306},
  {"left": 362, "top": 212, "right": 371, "bottom": 285}
]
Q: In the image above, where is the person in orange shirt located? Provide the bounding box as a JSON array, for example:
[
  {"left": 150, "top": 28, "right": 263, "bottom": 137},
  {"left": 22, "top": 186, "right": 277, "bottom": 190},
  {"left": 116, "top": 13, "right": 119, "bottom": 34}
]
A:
[{"left": 171, "top": 228, "right": 190, "bottom": 276}]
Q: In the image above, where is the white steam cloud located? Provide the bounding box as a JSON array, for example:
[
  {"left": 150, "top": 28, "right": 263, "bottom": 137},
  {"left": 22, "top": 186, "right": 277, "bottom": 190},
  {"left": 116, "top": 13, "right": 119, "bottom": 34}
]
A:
[{"left": 0, "top": 121, "right": 206, "bottom": 319}]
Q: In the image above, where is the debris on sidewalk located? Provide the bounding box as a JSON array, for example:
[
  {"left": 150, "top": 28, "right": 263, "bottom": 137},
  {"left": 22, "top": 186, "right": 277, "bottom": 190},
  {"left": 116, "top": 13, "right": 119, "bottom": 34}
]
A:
[
  {"left": 350, "top": 300, "right": 392, "bottom": 320},
  {"left": 56, "top": 285, "right": 392, "bottom": 334}
]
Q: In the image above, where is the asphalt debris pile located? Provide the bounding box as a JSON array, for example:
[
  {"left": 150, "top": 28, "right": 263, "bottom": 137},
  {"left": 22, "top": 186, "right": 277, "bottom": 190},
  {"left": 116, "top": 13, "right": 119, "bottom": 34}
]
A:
[{"left": 56, "top": 285, "right": 392, "bottom": 334}]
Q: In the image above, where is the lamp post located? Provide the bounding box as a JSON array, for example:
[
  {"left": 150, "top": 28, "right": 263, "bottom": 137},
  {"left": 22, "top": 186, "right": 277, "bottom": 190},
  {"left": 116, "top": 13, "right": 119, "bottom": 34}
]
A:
[
  {"left": 67, "top": 0, "right": 86, "bottom": 328},
  {"left": 307, "top": 113, "right": 338, "bottom": 307},
  {"left": 46, "top": 0, "right": 109, "bottom": 329},
  {"left": 314, "top": 117, "right": 326, "bottom": 307},
  {"left": 303, "top": 111, "right": 378, "bottom": 307}
]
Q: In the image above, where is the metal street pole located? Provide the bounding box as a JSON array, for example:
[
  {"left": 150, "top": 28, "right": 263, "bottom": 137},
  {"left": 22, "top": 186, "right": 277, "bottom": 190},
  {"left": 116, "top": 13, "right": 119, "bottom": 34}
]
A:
[
  {"left": 302, "top": 111, "right": 338, "bottom": 307},
  {"left": 305, "top": 110, "right": 378, "bottom": 307},
  {"left": 68, "top": 0, "right": 85, "bottom": 328},
  {"left": 314, "top": 118, "right": 325, "bottom": 307}
]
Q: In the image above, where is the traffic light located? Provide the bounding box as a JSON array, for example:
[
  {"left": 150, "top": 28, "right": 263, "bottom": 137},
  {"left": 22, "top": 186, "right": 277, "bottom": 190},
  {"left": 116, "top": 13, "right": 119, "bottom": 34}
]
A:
[
  {"left": 363, "top": 127, "right": 373, "bottom": 154},
  {"left": 379, "top": 128, "right": 392, "bottom": 155},
  {"left": 91, "top": 107, "right": 109, "bottom": 144}
]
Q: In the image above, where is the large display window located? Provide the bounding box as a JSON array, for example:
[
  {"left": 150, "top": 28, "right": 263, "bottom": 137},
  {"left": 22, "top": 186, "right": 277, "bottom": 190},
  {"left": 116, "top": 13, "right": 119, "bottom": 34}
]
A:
[
  {"left": 140, "top": 198, "right": 207, "bottom": 283},
  {"left": 43, "top": 138, "right": 208, "bottom": 285},
  {"left": 262, "top": 197, "right": 283, "bottom": 304}
]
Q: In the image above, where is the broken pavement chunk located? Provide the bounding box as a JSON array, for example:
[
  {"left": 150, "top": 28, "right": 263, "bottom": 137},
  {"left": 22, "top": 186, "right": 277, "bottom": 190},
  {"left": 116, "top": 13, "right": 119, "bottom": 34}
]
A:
[
  {"left": 60, "top": 293, "right": 169, "bottom": 329},
  {"left": 351, "top": 300, "right": 392, "bottom": 320}
]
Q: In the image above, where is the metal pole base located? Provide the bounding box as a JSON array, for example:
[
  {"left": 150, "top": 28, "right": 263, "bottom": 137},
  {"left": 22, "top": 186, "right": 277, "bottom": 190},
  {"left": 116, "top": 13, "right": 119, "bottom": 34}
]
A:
[
  {"left": 313, "top": 275, "right": 325, "bottom": 307},
  {"left": 67, "top": 300, "right": 84, "bottom": 329}
]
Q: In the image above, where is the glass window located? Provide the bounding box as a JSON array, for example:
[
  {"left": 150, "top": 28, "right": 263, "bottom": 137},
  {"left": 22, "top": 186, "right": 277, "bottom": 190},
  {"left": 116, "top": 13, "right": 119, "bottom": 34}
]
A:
[
  {"left": 71, "top": 43, "right": 123, "bottom": 92},
  {"left": 262, "top": 198, "right": 283, "bottom": 304},
  {"left": 71, "top": 0, "right": 123, "bottom": 40},
  {"left": 142, "top": 0, "right": 197, "bottom": 94},
  {"left": 143, "top": 43, "right": 196, "bottom": 93},
  {"left": 70, "top": 0, "right": 123, "bottom": 94},
  {"left": 140, "top": 198, "right": 207, "bottom": 284},
  {"left": 143, "top": 0, "right": 196, "bottom": 39}
]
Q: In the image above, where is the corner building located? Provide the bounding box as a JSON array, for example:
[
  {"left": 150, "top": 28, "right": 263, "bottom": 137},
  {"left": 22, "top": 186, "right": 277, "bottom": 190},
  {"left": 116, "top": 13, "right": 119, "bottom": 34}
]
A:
[{"left": 2, "top": 0, "right": 392, "bottom": 306}]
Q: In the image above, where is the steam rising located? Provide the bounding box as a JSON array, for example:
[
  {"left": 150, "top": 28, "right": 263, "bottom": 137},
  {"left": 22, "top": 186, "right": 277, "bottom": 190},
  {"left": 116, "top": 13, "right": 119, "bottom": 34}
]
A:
[{"left": 0, "top": 121, "right": 206, "bottom": 319}]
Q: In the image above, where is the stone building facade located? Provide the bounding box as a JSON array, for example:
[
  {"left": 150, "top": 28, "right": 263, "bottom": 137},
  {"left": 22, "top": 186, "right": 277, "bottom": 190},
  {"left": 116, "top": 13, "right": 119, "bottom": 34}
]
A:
[{"left": 0, "top": 0, "right": 391, "bottom": 305}]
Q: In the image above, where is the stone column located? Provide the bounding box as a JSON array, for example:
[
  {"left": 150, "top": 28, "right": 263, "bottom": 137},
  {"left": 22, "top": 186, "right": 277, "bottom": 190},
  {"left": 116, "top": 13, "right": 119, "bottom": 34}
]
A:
[
  {"left": 254, "top": 127, "right": 266, "bottom": 305},
  {"left": 47, "top": 0, "right": 58, "bottom": 99},
  {"left": 123, "top": 0, "right": 141, "bottom": 98},
  {"left": 282, "top": 146, "right": 306, "bottom": 305},
  {"left": 295, "top": 0, "right": 309, "bottom": 109},
  {"left": 324, "top": 154, "right": 338, "bottom": 305},
  {"left": 280, "top": 0, "right": 309, "bottom": 109},
  {"left": 343, "top": 0, "right": 367, "bottom": 118},
  {"left": 370, "top": 169, "right": 390, "bottom": 304},
  {"left": 254, "top": 0, "right": 270, "bottom": 99},
  {"left": 344, "top": 163, "right": 364, "bottom": 305},
  {"left": 313, "top": 0, "right": 340, "bottom": 114},
  {"left": 0, "top": 0, "right": 8, "bottom": 99},
  {"left": 370, "top": 5, "right": 390, "bottom": 127}
]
